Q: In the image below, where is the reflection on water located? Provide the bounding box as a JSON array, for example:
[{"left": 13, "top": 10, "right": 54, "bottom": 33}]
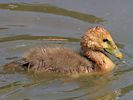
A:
[
  {"left": 0, "top": 1, "right": 133, "bottom": 100},
  {"left": 0, "top": 72, "right": 120, "bottom": 100},
  {"left": 0, "top": 28, "right": 8, "bottom": 30},
  {"left": 0, "top": 3, "right": 104, "bottom": 23},
  {"left": 0, "top": 34, "right": 80, "bottom": 43}
]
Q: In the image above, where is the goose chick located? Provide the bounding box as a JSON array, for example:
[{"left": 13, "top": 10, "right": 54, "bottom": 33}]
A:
[{"left": 4, "top": 26, "right": 123, "bottom": 74}]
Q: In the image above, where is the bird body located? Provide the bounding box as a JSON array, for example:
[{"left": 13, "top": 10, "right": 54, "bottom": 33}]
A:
[
  {"left": 4, "top": 26, "right": 123, "bottom": 74},
  {"left": 4, "top": 47, "right": 94, "bottom": 74}
]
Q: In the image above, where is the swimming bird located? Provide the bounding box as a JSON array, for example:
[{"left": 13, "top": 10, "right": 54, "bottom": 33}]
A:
[{"left": 4, "top": 26, "right": 123, "bottom": 74}]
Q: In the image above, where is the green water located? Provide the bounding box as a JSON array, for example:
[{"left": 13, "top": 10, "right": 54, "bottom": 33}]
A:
[{"left": 0, "top": 0, "right": 133, "bottom": 100}]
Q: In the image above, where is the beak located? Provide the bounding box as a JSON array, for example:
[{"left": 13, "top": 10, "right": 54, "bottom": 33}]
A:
[
  {"left": 103, "top": 39, "right": 123, "bottom": 59},
  {"left": 104, "top": 48, "right": 123, "bottom": 59},
  {"left": 115, "top": 50, "right": 123, "bottom": 59}
]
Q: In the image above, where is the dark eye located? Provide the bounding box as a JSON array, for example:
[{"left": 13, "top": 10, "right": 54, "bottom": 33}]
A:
[{"left": 103, "top": 39, "right": 108, "bottom": 42}]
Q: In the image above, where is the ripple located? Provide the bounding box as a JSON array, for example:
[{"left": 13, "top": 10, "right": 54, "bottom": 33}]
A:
[
  {"left": 0, "top": 35, "right": 80, "bottom": 43},
  {"left": 0, "top": 3, "right": 104, "bottom": 23}
]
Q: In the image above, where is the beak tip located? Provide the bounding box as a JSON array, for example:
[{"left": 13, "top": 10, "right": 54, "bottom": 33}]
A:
[{"left": 116, "top": 52, "right": 123, "bottom": 59}]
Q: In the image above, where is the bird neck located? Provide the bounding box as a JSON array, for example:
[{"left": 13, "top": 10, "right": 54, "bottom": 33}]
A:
[{"left": 84, "top": 50, "right": 115, "bottom": 73}]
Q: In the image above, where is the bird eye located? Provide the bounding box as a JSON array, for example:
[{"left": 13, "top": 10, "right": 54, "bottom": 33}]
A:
[{"left": 103, "top": 39, "right": 108, "bottom": 42}]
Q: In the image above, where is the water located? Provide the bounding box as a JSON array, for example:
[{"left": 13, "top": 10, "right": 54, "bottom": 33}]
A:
[{"left": 0, "top": 0, "right": 133, "bottom": 100}]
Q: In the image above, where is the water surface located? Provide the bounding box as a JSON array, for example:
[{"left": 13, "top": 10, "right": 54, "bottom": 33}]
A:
[{"left": 0, "top": 0, "right": 133, "bottom": 100}]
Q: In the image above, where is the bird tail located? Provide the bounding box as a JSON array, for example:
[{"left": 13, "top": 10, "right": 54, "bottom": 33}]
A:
[{"left": 3, "top": 58, "right": 29, "bottom": 72}]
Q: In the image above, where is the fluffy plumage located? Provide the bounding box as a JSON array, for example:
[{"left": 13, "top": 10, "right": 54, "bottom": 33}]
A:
[{"left": 4, "top": 26, "right": 123, "bottom": 74}]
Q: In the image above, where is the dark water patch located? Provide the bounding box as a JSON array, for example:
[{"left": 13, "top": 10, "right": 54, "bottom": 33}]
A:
[
  {"left": 114, "top": 67, "right": 133, "bottom": 77},
  {"left": 0, "top": 27, "right": 8, "bottom": 30},
  {"left": 0, "top": 81, "right": 21, "bottom": 90},
  {"left": 0, "top": 35, "right": 80, "bottom": 43},
  {"left": 117, "top": 84, "right": 133, "bottom": 98},
  {"left": 0, "top": 3, "right": 104, "bottom": 23},
  {"left": 6, "top": 25, "right": 25, "bottom": 27}
]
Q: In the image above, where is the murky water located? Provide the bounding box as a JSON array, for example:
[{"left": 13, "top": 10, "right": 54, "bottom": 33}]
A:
[{"left": 0, "top": 0, "right": 133, "bottom": 100}]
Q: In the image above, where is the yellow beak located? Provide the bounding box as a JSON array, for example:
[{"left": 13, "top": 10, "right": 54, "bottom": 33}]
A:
[
  {"left": 104, "top": 48, "right": 123, "bottom": 59},
  {"left": 115, "top": 51, "right": 123, "bottom": 59}
]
